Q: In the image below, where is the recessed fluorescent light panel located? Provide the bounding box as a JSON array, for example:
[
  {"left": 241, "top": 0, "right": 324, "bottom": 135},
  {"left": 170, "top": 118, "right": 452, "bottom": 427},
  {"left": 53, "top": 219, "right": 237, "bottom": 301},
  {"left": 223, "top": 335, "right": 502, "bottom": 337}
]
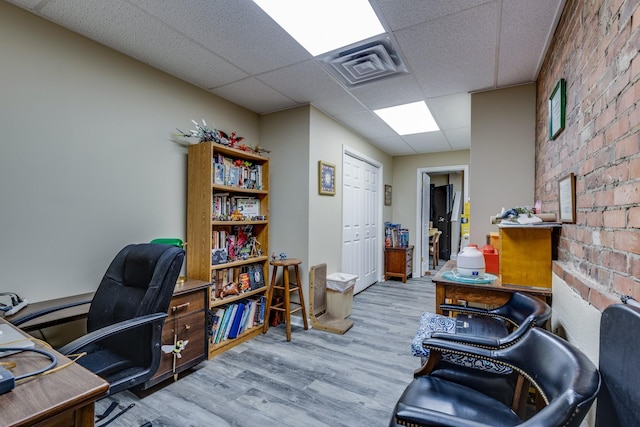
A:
[
  {"left": 253, "top": 0, "right": 385, "bottom": 56},
  {"left": 374, "top": 101, "right": 440, "bottom": 135}
]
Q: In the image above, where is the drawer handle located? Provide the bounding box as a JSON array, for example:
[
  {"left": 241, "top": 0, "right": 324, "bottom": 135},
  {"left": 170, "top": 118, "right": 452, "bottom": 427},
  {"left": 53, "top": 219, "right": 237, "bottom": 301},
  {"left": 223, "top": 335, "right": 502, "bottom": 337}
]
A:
[
  {"left": 172, "top": 302, "right": 190, "bottom": 312},
  {"left": 184, "top": 324, "right": 191, "bottom": 330}
]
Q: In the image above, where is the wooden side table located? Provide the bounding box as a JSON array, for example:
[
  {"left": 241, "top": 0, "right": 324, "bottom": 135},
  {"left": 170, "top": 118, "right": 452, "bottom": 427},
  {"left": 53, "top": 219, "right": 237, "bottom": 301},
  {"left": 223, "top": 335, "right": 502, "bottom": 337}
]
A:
[{"left": 384, "top": 245, "right": 414, "bottom": 283}]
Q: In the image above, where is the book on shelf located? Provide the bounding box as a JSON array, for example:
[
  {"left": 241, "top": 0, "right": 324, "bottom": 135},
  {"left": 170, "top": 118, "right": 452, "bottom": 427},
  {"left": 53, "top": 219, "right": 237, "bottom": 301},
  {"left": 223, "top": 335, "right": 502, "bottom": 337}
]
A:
[
  {"left": 210, "top": 308, "right": 225, "bottom": 342},
  {"left": 238, "top": 300, "right": 253, "bottom": 334},
  {"left": 221, "top": 304, "right": 238, "bottom": 342},
  {"left": 239, "top": 272, "right": 251, "bottom": 292},
  {"left": 248, "top": 264, "right": 265, "bottom": 290},
  {"left": 227, "top": 302, "right": 246, "bottom": 339},
  {"left": 214, "top": 306, "right": 230, "bottom": 344}
]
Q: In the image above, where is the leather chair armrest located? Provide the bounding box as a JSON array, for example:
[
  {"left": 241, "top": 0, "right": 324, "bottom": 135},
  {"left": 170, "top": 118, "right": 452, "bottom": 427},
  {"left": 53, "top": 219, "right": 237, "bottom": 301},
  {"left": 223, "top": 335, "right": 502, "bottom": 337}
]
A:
[
  {"left": 439, "top": 303, "right": 491, "bottom": 316},
  {"left": 58, "top": 312, "right": 167, "bottom": 355},
  {"left": 429, "top": 331, "right": 501, "bottom": 347}
]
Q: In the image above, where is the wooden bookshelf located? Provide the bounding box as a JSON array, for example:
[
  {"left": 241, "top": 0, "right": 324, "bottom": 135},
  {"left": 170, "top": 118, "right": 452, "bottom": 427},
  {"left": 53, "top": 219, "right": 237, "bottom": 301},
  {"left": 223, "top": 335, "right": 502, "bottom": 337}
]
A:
[{"left": 187, "top": 142, "right": 269, "bottom": 359}]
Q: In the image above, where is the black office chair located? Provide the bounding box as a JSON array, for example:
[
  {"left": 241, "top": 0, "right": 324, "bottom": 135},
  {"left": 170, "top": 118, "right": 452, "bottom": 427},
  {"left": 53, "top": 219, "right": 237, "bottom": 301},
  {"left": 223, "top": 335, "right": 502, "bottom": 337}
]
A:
[
  {"left": 391, "top": 327, "right": 601, "bottom": 427},
  {"left": 12, "top": 243, "right": 184, "bottom": 396}
]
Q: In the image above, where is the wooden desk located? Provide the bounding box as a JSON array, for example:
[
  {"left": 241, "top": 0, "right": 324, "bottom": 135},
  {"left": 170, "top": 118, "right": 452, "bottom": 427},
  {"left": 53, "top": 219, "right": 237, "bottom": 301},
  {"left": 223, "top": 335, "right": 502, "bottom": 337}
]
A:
[
  {"left": 0, "top": 319, "right": 109, "bottom": 427},
  {"left": 432, "top": 260, "right": 552, "bottom": 315},
  {"left": 5, "top": 292, "right": 93, "bottom": 332}
]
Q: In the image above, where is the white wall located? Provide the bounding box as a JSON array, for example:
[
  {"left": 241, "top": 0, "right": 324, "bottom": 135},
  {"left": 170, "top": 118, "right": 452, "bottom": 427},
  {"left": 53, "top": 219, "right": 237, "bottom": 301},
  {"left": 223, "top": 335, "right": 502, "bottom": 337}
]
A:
[
  {"left": 470, "top": 84, "right": 536, "bottom": 243},
  {"left": 0, "top": 3, "right": 259, "bottom": 302}
]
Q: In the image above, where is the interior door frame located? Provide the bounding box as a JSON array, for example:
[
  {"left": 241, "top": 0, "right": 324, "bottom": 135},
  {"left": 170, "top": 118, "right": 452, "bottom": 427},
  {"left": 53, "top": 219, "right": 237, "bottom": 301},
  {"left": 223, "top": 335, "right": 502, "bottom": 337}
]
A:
[
  {"left": 414, "top": 165, "right": 469, "bottom": 278},
  {"left": 343, "top": 145, "right": 384, "bottom": 287}
]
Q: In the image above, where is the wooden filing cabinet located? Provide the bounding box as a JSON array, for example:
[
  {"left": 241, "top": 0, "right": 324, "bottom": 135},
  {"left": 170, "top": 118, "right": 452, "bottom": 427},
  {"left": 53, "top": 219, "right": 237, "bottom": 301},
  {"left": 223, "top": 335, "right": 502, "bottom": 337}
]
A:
[
  {"left": 384, "top": 245, "right": 414, "bottom": 283},
  {"left": 143, "top": 279, "right": 210, "bottom": 389}
]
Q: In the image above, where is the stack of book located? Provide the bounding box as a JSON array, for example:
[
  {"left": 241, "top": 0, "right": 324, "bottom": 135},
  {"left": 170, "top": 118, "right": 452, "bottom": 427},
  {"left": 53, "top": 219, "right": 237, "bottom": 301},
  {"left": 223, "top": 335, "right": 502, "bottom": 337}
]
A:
[
  {"left": 209, "top": 296, "right": 266, "bottom": 344},
  {"left": 213, "top": 154, "right": 263, "bottom": 190}
]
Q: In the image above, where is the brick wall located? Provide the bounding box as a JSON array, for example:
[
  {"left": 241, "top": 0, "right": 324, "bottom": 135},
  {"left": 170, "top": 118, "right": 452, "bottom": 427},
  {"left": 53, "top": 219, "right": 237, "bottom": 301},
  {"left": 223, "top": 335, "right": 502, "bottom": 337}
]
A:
[{"left": 536, "top": 0, "right": 639, "bottom": 311}]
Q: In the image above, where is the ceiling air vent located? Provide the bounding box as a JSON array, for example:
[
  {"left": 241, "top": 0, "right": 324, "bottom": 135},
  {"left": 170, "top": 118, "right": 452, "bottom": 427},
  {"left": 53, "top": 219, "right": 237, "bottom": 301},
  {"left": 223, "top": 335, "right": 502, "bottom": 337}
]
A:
[{"left": 318, "top": 36, "right": 408, "bottom": 87}]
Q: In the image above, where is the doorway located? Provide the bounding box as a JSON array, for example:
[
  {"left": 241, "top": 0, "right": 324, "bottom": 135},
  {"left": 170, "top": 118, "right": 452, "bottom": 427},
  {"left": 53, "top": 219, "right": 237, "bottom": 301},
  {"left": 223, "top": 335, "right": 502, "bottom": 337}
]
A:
[{"left": 414, "top": 165, "right": 468, "bottom": 278}]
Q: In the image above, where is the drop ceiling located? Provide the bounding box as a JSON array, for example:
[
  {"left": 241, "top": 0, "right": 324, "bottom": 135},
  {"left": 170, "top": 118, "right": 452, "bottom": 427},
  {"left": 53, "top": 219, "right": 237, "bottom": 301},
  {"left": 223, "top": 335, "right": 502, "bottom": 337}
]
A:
[{"left": 7, "top": 0, "right": 565, "bottom": 156}]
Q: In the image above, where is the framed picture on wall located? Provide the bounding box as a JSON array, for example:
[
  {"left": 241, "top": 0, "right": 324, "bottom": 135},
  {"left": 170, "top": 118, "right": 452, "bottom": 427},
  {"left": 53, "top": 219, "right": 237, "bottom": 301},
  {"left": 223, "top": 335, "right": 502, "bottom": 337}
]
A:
[
  {"left": 558, "top": 173, "right": 576, "bottom": 223},
  {"left": 385, "top": 185, "right": 392, "bottom": 206},
  {"left": 549, "top": 78, "right": 566, "bottom": 140},
  {"left": 318, "top": 161, "right": 336, "bottom": 195}
]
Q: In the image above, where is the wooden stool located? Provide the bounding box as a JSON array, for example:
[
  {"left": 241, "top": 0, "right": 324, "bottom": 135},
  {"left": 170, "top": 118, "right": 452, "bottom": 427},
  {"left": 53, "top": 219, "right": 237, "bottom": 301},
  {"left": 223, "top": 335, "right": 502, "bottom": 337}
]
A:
[{"left": 263, "top": 258, "right": 309, "bottom": 341}]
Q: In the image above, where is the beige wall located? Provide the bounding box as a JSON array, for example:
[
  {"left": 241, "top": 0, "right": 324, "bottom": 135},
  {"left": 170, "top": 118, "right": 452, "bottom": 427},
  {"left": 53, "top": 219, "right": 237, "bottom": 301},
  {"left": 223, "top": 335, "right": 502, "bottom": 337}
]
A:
[
  {"left": 0, "top": 3, "right": 259, "bottom": 302},
  {"left": 470, "top": 84, "right": 536, "bottom": 244}
]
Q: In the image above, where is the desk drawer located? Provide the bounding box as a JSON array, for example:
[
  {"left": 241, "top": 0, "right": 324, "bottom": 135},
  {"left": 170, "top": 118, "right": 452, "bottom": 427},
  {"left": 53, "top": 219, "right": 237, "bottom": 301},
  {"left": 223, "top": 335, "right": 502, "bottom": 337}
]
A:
[
  {"left": 157, "top": 310, "right": 206, "bottom": 375},
  {"left": 167, "top": 291, "right": 205, "bottom": 319}
]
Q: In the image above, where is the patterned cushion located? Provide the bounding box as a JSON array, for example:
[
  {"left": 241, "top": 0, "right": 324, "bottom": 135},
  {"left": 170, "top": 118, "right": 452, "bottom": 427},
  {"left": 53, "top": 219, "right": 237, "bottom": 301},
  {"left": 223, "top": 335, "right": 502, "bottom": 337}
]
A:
[{"left": 412, "top": 312, "right": 512, "bottom": 375}]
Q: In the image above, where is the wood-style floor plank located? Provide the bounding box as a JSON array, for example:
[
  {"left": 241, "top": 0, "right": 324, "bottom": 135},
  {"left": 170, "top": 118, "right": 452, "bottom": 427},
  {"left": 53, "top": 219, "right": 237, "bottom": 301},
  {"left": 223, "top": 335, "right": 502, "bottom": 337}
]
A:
[{"left": 95, "top": 277, "right": 436, "bottom": 426}]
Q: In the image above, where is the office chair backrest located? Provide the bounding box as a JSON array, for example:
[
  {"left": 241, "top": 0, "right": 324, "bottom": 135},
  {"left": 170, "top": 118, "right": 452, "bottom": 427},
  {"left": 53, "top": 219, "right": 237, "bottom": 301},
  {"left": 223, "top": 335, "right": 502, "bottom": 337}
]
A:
[
  {"left": 88, "top": 243, "right": 183, "bottom": 332},
  {"left": 86, "top": 243, "right": 184, "bottom": 368}
]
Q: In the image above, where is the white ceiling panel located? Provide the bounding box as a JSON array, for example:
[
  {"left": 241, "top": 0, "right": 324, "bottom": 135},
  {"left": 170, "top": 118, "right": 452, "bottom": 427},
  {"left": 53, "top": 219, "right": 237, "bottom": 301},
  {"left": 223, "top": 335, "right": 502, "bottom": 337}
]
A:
[
  {"left": 403, "top": 132, "right": 452, "bottom": 153},
  {"left": 130, "top": 0, "right": 311, "bottom": 76},
  {"left": 369, "top": 136, "right": 417, "bottom": 156},
  {"left": 444, "top": 128, "right": 472, "bottom": 151},
  {"left": 211, "top": 78, "right": 296, "bottom": 114},
  {"left": 374, "top": 0, "right": 493, "bottom": 32},
  {"left": 426, "top": 93, "right": 471, "bottom": 130},
  {"left": 7, "top": 0, "right": 565, "bottom": 155}
]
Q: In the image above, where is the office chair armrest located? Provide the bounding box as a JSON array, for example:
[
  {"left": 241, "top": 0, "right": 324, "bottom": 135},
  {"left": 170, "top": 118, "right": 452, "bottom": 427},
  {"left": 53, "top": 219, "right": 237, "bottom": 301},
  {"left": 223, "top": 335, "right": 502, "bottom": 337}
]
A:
[
  {"left": 428, "top": 331, "right": 501, "bottom": 348},
  {"left": 58, "top": 312, "right": 167, "bottom": 355},
  {"left": 9, "top": 300, "right": 92, "bottom": 327}
]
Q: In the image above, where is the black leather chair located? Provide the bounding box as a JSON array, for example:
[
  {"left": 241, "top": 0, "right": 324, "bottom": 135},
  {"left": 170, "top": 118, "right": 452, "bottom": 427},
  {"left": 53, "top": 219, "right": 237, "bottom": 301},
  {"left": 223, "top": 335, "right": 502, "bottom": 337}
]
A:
[
  {"left": 390, "top": 327, "right": 601, "bottom": 427},
  {"left": 13, "top": 243, "right": 184, "bottom": 396},
  {"left": 437, "top": 292, "right": 552, "bottom": 345},
  {"left": 416, "top": 292, "right": 551, "bottom": 413},
  {"left": 595, "top": 297, "right": 640, "bottom": 427}
]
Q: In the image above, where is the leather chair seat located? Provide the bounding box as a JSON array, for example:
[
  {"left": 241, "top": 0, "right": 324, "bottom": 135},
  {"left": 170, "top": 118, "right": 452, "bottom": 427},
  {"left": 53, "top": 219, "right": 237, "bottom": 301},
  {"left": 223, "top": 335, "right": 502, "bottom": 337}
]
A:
[
  {"left": 393, "top": 375, "right": 522, "bottom": 427},
  {"left": 429, "top": 361, "right": 517, "bottom": 405}
]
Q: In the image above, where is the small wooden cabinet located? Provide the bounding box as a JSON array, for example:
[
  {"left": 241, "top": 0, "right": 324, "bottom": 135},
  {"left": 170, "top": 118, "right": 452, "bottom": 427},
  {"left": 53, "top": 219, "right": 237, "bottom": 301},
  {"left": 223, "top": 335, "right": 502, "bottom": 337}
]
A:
[
  {"left": 143, "top": 279, "right": 210, "bottom": 389},
  {"left": 384, "top": 245, "right": 414, "bottom": 283}
]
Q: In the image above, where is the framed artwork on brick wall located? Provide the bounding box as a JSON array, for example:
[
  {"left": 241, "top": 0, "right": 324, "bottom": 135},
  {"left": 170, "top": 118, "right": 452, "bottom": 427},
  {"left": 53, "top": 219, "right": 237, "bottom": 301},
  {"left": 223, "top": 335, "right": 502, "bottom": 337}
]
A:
[
  {"left": 558, "top": 173, "right": 576, "bottom": 223},
  {"left": 549, "top": 78, "right": 566, "bottom": 140}
]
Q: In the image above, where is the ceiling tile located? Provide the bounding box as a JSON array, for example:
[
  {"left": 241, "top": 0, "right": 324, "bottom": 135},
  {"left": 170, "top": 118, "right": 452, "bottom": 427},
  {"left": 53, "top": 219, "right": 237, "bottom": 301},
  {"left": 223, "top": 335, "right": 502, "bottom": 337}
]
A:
[
  {"left": 426, "top": 92, "right": 471, "bottom": 130},
  {"left": 394, "top": 2, "right": 498, "bottom": 97},
  {"left": 369, "top": 135, "right": 416, "bottom": 156},
  {"left": 373, "top": 0, "right": 493, "bottom": 31},
  {"left": 444, "top": 128, "right": 472, "bottom": 151},
  {"left": 403, "top": 131, "right": 452, "bottom": 153},
  {"left": 130, "top": 0, "right": 311, "bottom": 76},
  {"left": 210, "top": 78, "right": 297, "bottom": 114}
]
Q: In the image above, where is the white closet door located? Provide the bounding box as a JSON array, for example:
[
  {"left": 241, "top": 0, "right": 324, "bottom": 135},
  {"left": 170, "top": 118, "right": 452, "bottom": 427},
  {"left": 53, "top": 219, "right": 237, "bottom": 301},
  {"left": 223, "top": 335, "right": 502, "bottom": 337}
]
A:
[
  {"left": 361, "top": 161, "right": 378, "bottom": 289},
  {"left": 342, "top": 153, "right": 379, "bottom": 294}
]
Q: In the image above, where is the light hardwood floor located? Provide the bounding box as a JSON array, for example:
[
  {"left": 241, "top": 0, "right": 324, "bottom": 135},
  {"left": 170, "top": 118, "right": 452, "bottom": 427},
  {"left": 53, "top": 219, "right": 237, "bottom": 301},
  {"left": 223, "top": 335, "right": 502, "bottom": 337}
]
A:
[{"left": 95, "top": 277, "right": 436, "bottom": 426}]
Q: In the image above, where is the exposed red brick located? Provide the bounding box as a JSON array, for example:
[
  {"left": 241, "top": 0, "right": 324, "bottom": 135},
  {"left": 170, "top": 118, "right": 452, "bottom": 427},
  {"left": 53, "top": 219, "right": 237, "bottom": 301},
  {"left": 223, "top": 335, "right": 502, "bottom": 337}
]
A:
[
  {"left": 629, "top": 206, "right": 640, "bottom": 228},
  {"left": 614, "top": 230, "right": 640, "bottom": 254},
  {"left": 603, "top": 208, "right": 627, "bottom": 227}
]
